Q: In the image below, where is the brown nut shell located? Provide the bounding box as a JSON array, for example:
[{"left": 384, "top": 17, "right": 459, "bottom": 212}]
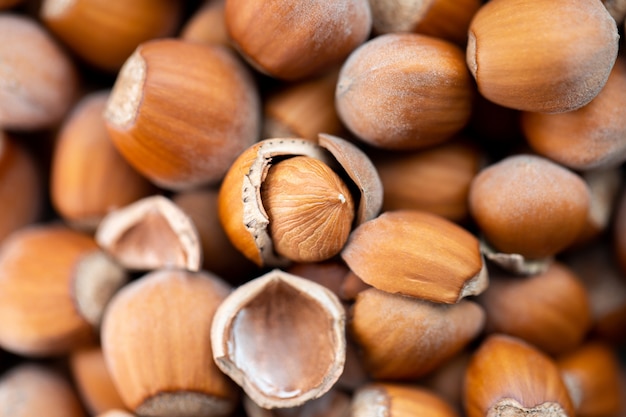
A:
[
  {"left": 469, "top": 154, "right": 590, "bottom": 260},
  {"left": 104, "top": 38, "right": 260, "bottom": 190},
  {"left": 225, "top": 0, "right": 372, "bottom": 80},
  {"left": 464, "top": 334, "right": 575, "bottom": 417},
  {"left": 336, "top": 33, "right": 473, "bottom": 150},
  {"left": 477, "top": 262, "right": 592, "bottom": 355},
  {"left": 341, "top": 210, "right": 487, "bottom": 304},
  {"left": 522, "top": 57, "right": 626, "bottom": 171},
  {"left": 101, "top": 269, "right": 237, "bottom": 417},
  {"left": 211, "top": 269, "right": 346, "bottom": 409},
  {"left": 350, "top": 288, "right": 485, "bottom": 380},
  {"left": 467, "top": 0, "right": 618, "bottom": 113},
  {"left": 218, "top": 135, "right": 382, "bottom": 267}
]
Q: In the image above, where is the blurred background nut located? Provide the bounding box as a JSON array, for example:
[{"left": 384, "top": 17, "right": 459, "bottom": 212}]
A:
[
  {"left": 469, "top": 154, "right": 590, "bottom": 266},
  {"left": 521, "top": 57, "right": 626, "bottom": 171},
  {"left": 104, "top": 38, "right": 261, "bottom": 191},
  {"left": 70, "top": 346, "right": 127, "bottom": 416},
  {"left": 467, "top": 0, "right": 619, "bottom": 113},
  {"left": 40, "top": 0, "right": 181, "bottom": 72},
  {"left": 219, "top": 135, "right": 382, "bottom": 267},
  {"left": 224, "top": 0, "right": 372, "bottom": 80},
  {"left": 0, "top": 131, "right": 41, "bottom": 244},
  {"left": 50, "top": 91, "right": 154, "bottom": 231},
  {"left": 476, "top": 262, "right": 592, "bottom": 356},
  {"left": 336, "top": 33, "right": 473, "bottom": 150},
  {"left": 101, "top": 269, "right": 238, "bottom": 417},
  {"left": 367, "top": 0, "right": 481, "bottom": 45},
  {"left": 373, "top": 139, "right": 483, "bottom": 222},
  {"left": 557, "top": 341, "right": 623, "bottom": 417},
  {"left": 179, "top": 0, "right": 229, "bottom": 47},
  {"left": 0, "top": 363, "right": 86, "bottom": 417},
  {"left": 0, "top": 14, "right": 78, "bottom": 131},
  {"left": 0, "top": 224, "right": 127, "bottom": 357}
]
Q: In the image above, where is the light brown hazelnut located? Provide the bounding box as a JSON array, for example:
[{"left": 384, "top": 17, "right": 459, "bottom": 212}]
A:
[
  {"left": 0, "top": 224, "right": 127, "bottom": 357},
  {"left": 180, "top": 0, "right": 230, "bottom": 48},
  {"left": 350, "top": 288, "right": 485, "bottom": 380},
  {"left": 218, "top": 134, "right": 382, "bottom": 267},
  {"left": 469, "top": 154, "right": 590, "bottom": 264},
  {"left": 352, "top": 383, "right": 460, "bottom": 417},
  {"left": 522, "top": 57, "right": 626, "bottom": 171},
  {"left": 336, "top": 33, "right": 473, "bottom": 150},
  {"left": 341, "top": 210, "right": 488, "bottom": 304},
  {"left": 51, "top": 91, "right": 154, "bottom": 231},
  {"left": 0, "top": 131, "right": 42, "bottom": 244},
  {"left": 40, "top": 0, "right": 181, "bottom": 72},
  {"left": 104, "top": 38, "right": 261, "bottom": 191},
  {"left": 101, "top": 269, "right": 238, "bottom": 417},
  {"left": 0, "top": 14, "right": 78, "bottom": 130},
  {"left": 464, "top": 334, "right": 575, "bottom": 417},
  {"left": 368, "top": 0, "right": 481, "bottom": 45},
  {"left": 224, "top": 0, "right": 372, "bottom": 80},
  {"left": 467, "top": 0, "right": 619, "bottom": 113},
  {"left": 477, "top": 262, "right": 592, "bottom": 355},
  {"left": 0, "top": 364, "right": 86, "bottom": 417}
]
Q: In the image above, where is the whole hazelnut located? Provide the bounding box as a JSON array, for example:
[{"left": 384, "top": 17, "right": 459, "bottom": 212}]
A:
[
  {"left": 336, "top": 33, "right": 473, "bottom": 150},
  {"left": 104, "top": 39, "right": 261, "bottom": 191},
  {"left": 469, "top": 154, "right": 590, "bottom": 261},
  {"left": 467, "top": 0, "right": 619, "bottom": 113},
  {"left": 224, "top": 0, "right": 372, "bottom": 80}
]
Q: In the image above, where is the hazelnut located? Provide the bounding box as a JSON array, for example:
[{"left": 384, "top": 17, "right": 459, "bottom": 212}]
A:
[
  {"left": 374, "top": 139, "right": 483, "bottom": 221},
  {"left": 0, "top": 364, "right": 86, "bottom": 417},
  {"left": 180, "top": 0, "right": 230, "bottom": 48},
  {"left": 557, "top": 342, "right": 623, "bottom": 417},
  {"left": 341, "top": 210, "right": 488, "bottom": 304},
  {"left": 336, "top": 33, "right": 474, "bottom": 150},
  {"left": 218, "top": 134, "right": 382, "bottom": 267},
  {"left": 50, "top": 91, "right": 154, "bottom": 231},
  {"left": 70, "top": 346, "right": 127, "bottom": 415},
  {"left": 350, "top": 288, "right": 485, "bottom": 380},
  {"left": 464, "top": 334, "right": 575, "bottom": 417},
  {"left": 40, "top": 0, "right": 182, "bottom": 72},
  {"left": 352, "top": 383, "right": 459, "bottom": 417},
  {"left": 477, "top": 262, "right": 592, "bottom": 355},
  {"left": 101, "top": 269, "right": 238, "bottom": 417},
  {"left": 0, "top": 131, "right": 42, "bottom": 244},
  {"left": 469, "top": 154, "right": 590, "bottom": 263},
  {"left": 368, "top": 0, "right": 481, "bottom": 45},
  {"left": 521, "top": 57, "right": 626, "bottom": 171},
  {"left": 467, "top": 0, "right": 619, "bottom": 113},
  {"left": 0, "top": 14, "right": 78, "bottom": 130},
  {"left": 224, "top": 0, "right": 372, "bottom": 80},
  {"left": 0, "top": 225, "right": 127, "bottom": 357},
  {"left": 211, "top": 269, "right": 346, "bottom": 409},
  {"left": 104, "top": 38, "right": 261, "bottom": 191}
]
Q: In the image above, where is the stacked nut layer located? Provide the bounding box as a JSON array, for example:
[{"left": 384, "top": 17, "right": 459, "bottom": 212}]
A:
[{"left": 0, "top": 0, "right": 625, "bottom": 417}]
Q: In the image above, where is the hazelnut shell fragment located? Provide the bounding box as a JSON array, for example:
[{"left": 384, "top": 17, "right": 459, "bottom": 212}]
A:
[{"left": 211, "top": 269, "right": 346, "bottom": 409}]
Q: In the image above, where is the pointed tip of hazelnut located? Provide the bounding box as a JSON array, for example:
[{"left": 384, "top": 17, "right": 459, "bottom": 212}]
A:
[
  {"left": 95, "top": 195, "right": 202, "bottom": 271},
  {"left": 460, "top": 258, "right": 489, "bottom": 300},
  {"left": 480, "top": 239, "right": 552, "bottom": 276},
  {"left": 104, "top": 49, "right": 146, "bottom": 129},
  {"left": 74, "top": 251, "right": 127, "bottom": 327}
]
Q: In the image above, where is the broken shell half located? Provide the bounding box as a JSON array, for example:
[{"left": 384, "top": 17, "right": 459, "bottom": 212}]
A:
[{"left": 211, "top": 269, "right": 346, "bottom": 409}]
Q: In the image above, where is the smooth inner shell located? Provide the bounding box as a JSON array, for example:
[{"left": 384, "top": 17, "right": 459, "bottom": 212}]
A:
[{"left": 228, "top": 279, "right": 336, "bottom": 401}]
